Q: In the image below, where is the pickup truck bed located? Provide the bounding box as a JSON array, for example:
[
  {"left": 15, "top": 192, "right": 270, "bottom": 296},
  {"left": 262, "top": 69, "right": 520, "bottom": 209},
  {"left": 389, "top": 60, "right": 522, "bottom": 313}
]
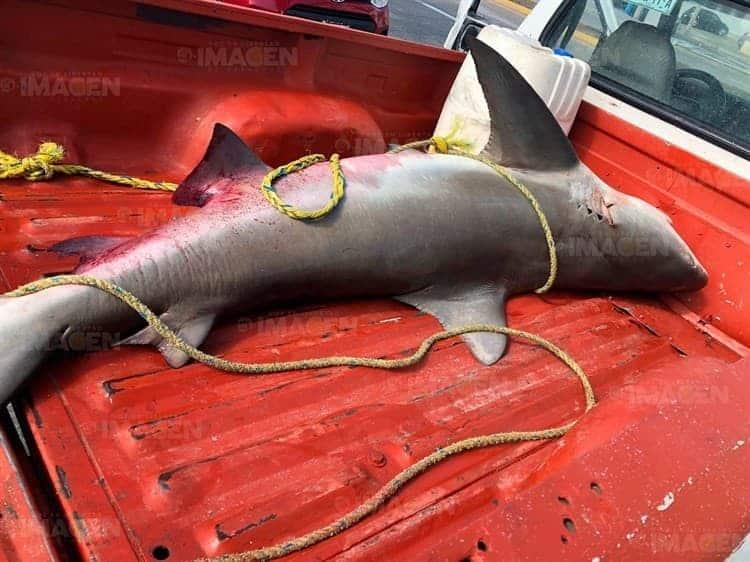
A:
[{"left": 1, "top": 1, "right": 749, "bottom": 561}]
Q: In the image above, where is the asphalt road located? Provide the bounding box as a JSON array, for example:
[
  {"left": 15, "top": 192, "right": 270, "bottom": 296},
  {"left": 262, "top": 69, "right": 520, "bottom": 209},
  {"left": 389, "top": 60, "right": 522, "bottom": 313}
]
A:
[{"left": 389, "top": 0, "right": 529, "bottom": 47}]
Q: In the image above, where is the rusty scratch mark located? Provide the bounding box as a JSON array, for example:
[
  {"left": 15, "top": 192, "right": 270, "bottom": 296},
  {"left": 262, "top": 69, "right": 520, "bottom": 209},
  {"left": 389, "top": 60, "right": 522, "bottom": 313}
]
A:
[
  {"left": 56, "top": 465, "right": 72, "bottom": 498},
  {"left": 612, "top": 303, "right": 660, "bottom": 336},
  {"left": 216, "top": 513, "right": 277, "bottom": 541}
]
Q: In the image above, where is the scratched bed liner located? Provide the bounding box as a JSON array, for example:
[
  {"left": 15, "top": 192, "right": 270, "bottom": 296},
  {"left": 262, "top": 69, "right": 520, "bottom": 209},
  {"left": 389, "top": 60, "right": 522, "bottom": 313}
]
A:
[
  {"left": 18, "top": 286, "right": 739, "bottom": 561},
  {"left": 0, "top": 421, "right": 65, "bottom": 562}
]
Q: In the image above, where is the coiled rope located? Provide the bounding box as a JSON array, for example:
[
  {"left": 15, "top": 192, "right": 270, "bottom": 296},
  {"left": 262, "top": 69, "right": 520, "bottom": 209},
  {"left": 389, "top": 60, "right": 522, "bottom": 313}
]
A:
[
  {"left": 260, "top": 153, "right": 345, "bottom": 221},
  {"left": 2, "top": 133, "right": 591, "bottom": 561}
]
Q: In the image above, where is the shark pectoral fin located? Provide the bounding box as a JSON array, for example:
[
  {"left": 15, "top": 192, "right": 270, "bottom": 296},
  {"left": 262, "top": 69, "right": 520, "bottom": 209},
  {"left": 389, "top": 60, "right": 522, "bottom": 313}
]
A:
[
  {"left": 117, "top": 312, "right": 216, "bottom": 368},
  {"left": 173, "top": 123, "right": 271, "bottom": 207},
  {"left": 395, "top": 284, "right": 509, "bottom": 365}
]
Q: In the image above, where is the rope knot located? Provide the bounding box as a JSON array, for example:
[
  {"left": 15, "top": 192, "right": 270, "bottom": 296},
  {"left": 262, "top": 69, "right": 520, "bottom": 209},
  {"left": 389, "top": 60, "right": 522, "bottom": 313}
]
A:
[
  {"left": 0, "top": 142, "right": 178, "bottom": 190},
  {"left": 431, "top": 135, "right": 450, "bottom": 154},
  {"left": 0, "top": 142, "right": 65, "bottom": 181},
  {"left": 430, "top": 118, "right": 474, "bottom": 154}
]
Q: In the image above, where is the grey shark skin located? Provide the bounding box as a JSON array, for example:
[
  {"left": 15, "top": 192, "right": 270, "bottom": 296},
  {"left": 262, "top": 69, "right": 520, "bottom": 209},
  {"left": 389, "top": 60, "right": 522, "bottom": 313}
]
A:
[{"left": 0, "top": 37, "right": 707, "bottom": 402}]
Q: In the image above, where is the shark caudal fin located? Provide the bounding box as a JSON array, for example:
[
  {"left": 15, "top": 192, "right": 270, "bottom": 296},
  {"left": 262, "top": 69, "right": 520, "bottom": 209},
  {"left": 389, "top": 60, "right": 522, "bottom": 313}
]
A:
[
  {"left": 0, "top": 293, "right": 63, "bottom": 402},
  {"left": 466, "top": 35, "right": 580, "bottom": 171}
]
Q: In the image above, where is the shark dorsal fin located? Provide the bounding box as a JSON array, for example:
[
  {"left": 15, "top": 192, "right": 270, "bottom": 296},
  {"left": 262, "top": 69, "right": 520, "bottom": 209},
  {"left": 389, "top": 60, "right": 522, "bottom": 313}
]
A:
[
  {"left": 467, "top": 35, "right": 580, "bottom": 171},
  {"left": 173, "top": 123, "right": 269, "bottom": 207}
]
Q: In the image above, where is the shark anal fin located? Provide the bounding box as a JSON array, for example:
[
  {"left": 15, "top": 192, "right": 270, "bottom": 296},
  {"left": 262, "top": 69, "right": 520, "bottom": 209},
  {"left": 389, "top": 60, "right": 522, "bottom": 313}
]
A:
[
  {"left": 173, "top": 123, "right": 270, "bottom": 207},
  {"left": 467, "top": 35, "right": 580, "bottom": 171},
  {"left": 117, "top": 311, "right": 216, "bottom": 369},
  {"left": 395, "top": 284, "right": 508, "bottom": 365}
]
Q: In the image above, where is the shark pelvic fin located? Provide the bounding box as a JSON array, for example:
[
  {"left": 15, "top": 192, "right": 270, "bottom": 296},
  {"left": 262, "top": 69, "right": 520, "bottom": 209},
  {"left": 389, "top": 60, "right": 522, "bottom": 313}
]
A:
[
  {"left": 173, "top": 123, "right": 270, "bottom": 207},
  {"left": 395, "top": 283, "right": 508, "bottom": 365},
  {"left": 467, "top": 35, "right": 580, "bottom": 171},
  {"left": 117, "top": 325, "right": 160, "bottom": 346},
  {"left": 118, "top": 311, "right": 216, "bottom": 368}
]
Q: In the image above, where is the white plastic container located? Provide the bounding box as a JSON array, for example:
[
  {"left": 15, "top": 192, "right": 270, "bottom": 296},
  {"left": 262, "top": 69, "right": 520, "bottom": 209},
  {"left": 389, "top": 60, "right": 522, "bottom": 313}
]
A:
[{"left": 434, "top": 26, "right": 591, "bottom": 154}]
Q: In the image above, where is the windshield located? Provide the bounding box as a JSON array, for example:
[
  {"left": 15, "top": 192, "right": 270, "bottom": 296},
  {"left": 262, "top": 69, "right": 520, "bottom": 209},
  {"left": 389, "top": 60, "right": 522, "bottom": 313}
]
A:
[{"left": 544, "top": 0, "right": 750, "bottom": 152}]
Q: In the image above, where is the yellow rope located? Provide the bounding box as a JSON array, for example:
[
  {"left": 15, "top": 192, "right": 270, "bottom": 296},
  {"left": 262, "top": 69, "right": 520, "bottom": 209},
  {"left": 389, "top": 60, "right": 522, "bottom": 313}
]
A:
[
  {"left": 392, "top": 138, "right": 557, "bottom": 293},
  {"left": 260, "top": 153, "right": 345, "bottom": 221},
  {"left": 5, "top": 276, "right": 590, "bottom": 385},
  {"left": 430, "top": 117, "right": 475, "bottom": 154},
  {"left": 5, "top": 274, "right": 594, "bottom": 562},
  {"left": 198, "top": 427, "right": 584, "bottom": 562},
  {"left": 3, "top": 133, "right": 579, "bottom": 561},
  {"left": 256, "top": 135, "right": 556, "bottom": 292},
  {"left": 0, "top": 136, "right": 553, "bottom": 290},
  {"left": 0, "top": 142, "right": 178, "bottom": 191}
]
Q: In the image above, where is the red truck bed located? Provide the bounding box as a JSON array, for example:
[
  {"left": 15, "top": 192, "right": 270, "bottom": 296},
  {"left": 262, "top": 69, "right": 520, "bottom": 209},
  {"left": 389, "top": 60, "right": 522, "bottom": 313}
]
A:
[{"left": 1, "top": 1, "right": 749, "bottom": 561}]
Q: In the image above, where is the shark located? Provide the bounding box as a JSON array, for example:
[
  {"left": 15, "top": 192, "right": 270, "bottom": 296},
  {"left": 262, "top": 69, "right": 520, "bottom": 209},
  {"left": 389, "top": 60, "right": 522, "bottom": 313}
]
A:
[{"left": 0, "top": 37, "right": 707, "bottom": 402}]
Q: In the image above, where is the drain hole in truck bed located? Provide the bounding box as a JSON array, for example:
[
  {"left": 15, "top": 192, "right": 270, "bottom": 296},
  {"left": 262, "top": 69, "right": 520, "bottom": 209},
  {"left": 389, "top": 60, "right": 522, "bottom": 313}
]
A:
[{"left": 152, "top": 546, "right": 170, "bottom": 560}]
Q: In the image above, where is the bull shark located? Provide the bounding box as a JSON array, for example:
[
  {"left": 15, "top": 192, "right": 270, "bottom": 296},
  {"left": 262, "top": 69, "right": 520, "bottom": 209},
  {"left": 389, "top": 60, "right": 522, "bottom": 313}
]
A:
[{"left": 0, "top": 38, "right": 707, "bottom": 402}]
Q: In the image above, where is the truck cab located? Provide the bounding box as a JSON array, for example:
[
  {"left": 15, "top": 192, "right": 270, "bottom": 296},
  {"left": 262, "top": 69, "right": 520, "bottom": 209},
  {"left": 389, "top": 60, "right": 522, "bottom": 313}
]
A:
[
  {"left": 452, "top": 0, "right": 750, "bottom": 160},
  {"left": 0, "top": 1, "right": 748, "bottom": 561}
]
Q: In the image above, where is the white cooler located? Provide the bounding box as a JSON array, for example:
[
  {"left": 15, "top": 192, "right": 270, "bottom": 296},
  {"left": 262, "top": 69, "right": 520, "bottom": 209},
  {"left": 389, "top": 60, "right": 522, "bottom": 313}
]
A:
[{"left": 435, "top": 25, "right": 591, "bottom": 152}]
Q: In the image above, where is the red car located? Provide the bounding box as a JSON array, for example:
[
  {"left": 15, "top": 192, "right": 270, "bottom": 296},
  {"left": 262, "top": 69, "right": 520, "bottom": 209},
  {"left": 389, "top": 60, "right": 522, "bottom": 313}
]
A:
[{"left": 225, "top": 0, "right": 390, "bottom": 34}]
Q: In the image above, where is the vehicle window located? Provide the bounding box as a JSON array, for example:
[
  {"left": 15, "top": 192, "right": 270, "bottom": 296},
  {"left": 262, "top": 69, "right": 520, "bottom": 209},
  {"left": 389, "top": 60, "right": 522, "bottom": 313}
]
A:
[
  {"left": 388, "top": 0, "right": 529, "bottom": 48},
  {"left": 543, "top": 0, "right": 750, "bottom": 152}
]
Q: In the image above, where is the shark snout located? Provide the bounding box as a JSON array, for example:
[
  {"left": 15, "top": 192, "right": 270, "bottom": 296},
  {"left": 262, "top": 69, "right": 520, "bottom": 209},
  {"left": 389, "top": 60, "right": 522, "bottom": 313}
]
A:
[
  {"left": 682, "top": 253, "right": 709, "bottom": 292},
  {"left": 665, "top": 233, "right": 709, "bottom": 292},
  {"left": 628, "top": 194, "right": 709, "bottom": 293}
]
